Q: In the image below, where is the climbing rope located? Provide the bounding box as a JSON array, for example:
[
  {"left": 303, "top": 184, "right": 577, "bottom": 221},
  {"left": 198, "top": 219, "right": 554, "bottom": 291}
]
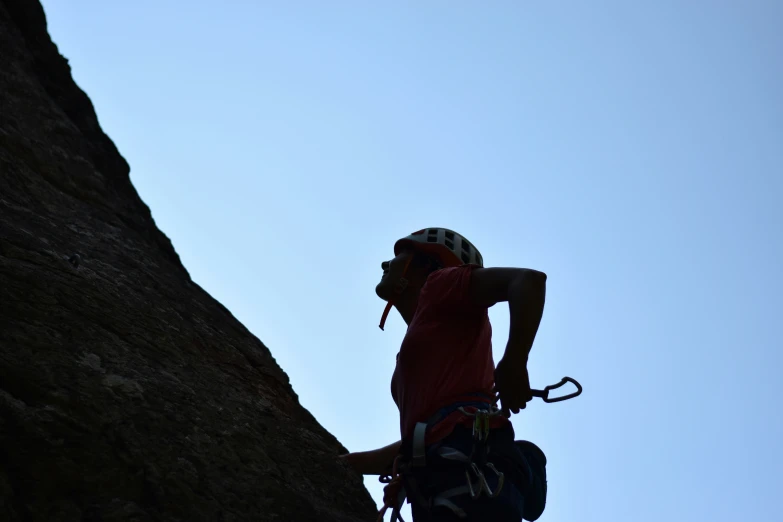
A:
[{"left": 377, "top": 455, "right": 405, "bottom": 522}]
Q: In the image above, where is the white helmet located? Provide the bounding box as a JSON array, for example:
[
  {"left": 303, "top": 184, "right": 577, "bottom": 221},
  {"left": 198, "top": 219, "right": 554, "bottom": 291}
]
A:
[
  {"left": 379, "top": 227, "right": 483, "bottom": 330},
  {"left": 394, "top": 227, "right": 484, "bottom": 268}
]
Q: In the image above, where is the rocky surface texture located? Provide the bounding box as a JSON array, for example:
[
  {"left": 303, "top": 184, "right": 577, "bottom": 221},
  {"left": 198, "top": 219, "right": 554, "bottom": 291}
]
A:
[{"left": 0, "top": 1, "right": 376, "bottom": 520}]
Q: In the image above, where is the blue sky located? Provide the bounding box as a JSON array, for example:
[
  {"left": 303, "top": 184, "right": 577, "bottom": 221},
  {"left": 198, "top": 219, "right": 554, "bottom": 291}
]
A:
[{"left": 40, "top": 1, "right": 782, "bottom": 520}]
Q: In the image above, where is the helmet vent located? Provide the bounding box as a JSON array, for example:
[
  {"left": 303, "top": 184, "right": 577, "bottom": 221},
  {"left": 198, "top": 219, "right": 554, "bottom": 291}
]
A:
[
  {"left": 445, "top": 231, "right": 455, "bottom": 241},
  {"left": 445, "top": 239, "right": 454, "bottom": 250},
  {"left": 427, "top": 229, "right": 438, "bottom": 242},
  {"left": 461, "top": 252, "right": 470, "bottom": 263}
]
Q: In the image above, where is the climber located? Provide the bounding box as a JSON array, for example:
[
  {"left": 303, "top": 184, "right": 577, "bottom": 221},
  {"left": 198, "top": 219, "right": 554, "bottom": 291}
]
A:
[{"left": 340, "top": 228, "right": 550, "bottom": 522}]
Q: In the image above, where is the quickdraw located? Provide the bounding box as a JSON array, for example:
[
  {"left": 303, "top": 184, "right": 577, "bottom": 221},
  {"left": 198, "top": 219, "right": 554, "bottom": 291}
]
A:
[
  {"left": 376, "top": 376, "right": 583, "bottom": 521},
  {"left": 530, "top": 376, "right": 583, "bottom": 403},
  {"left": 457, "top": 377, "right": 582, "bottom": 502},
  {"left": 457, "top": 404, "right": 505, "bottom": 500},
  {"left": 466, "top": 459, "right": 505, "bottom": 499}
]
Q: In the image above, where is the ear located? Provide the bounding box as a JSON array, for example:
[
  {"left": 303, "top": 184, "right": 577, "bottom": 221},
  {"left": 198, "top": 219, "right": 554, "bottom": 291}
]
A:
[{"left": 423, "top": 255, "right": 443, "bottom": 273}]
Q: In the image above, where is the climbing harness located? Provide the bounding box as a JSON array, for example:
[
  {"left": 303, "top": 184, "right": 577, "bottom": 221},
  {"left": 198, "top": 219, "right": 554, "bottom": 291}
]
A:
[
  {"left": 377, "top": 377, "right": 583, "bottom": 521},
  {"left": 457, "top": 405, "right": 505, "bottom": 500}
]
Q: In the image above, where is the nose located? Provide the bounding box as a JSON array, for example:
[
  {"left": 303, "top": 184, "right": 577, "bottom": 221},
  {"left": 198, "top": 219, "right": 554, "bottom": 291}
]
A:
[{"left": 381, "top": 261, "right": 390, "bottom": 271}]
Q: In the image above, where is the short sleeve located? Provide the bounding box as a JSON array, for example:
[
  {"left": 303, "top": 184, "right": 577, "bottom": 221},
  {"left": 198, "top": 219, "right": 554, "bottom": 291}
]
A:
[{"left": 418, "top": 265, "right": 482, "bottom": 312}]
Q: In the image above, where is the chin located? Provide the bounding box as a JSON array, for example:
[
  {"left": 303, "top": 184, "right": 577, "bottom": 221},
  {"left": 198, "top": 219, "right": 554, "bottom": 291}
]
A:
[{"left": 375, "top": 282, "right": 391, "bottom": 301}]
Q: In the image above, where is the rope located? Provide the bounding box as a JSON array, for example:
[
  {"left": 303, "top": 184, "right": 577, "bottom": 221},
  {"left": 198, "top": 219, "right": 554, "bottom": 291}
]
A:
[{"left": 377, "top": 455, "right": 405, "bottom": 522}]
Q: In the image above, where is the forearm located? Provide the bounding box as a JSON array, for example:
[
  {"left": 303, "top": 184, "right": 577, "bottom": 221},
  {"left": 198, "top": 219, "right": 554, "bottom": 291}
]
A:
[
  {"left": 505, "top": 270, "right": 546, "bottom": 361},
  {"left": 341, "top": 439, "right": 402, "bottom": 475}
]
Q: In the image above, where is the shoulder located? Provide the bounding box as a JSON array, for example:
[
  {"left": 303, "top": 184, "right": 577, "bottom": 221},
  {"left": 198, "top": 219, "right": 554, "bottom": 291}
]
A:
[
  {"left": 419, "top": 264, "right": 482, "bottom": 309},
  {"left": 424, "top": 264, "right": 480, "bottom": 288}
]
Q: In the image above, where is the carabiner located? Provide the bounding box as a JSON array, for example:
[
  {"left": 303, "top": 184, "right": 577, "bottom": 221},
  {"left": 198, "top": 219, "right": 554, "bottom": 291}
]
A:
[
  {"left": 466, "top": 462, "right": 505, "bottom": 499},
  {"left": 531, "top": 376, "right": 583, "bottom": 403}
]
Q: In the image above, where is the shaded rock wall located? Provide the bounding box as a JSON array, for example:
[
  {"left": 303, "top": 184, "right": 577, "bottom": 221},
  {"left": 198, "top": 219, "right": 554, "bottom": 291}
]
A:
[{"left": 0, "top": 1, "right": 376, "bottom": 520}]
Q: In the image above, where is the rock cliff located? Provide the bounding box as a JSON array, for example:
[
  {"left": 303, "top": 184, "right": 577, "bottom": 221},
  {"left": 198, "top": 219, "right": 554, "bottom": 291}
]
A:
[{"left": 0, "top": 1, "right": 376, "bottom": 520}]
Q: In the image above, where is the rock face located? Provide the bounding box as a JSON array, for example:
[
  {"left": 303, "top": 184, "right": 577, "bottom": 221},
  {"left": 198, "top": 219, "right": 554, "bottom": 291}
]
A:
[{"left": 0, "top": 1, "right": 377, "bottom": 520}]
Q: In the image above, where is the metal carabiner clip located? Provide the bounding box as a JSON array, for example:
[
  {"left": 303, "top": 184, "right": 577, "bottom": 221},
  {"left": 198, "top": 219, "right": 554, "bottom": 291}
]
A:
[
  {"left": 466, "top": 462, "right": 505, "bottom": 499},
  {"left": 531, "top": 376, "right": 583, "bottom": 403}
]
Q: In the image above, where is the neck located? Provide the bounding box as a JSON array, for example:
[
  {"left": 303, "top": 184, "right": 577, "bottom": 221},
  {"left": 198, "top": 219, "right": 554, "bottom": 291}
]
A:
[{"left": 393, "top": 291, "right": 419, "bottom": 325}]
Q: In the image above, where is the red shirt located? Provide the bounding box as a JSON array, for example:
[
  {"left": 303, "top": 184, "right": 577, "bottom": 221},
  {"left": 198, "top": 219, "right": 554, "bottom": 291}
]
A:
[{"left": 391, "top": 265, "right": 509, "bottom": 444}]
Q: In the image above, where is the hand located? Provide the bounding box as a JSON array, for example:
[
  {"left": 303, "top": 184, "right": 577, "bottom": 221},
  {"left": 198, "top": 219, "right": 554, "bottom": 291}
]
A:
[{"left": 493, "top": 354, "right": 533, "bottom": 417}]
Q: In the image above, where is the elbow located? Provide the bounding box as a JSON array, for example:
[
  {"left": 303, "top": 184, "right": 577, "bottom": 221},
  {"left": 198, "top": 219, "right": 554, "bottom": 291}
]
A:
[
  {"left": 528, "top": 269, "right": 547, "bottom": 282},
  {"left": 509, "top": 269, "right": 547, "bottom": 296},
  {"left": 470, "top": 267, "right": 546, "bottom": 308},
  {"left": 519, "top": 268, "right": 547, "bottom": 285}
]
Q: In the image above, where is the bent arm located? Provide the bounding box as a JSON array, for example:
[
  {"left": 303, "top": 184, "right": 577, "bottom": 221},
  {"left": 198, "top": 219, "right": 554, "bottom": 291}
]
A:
[
  {"left": 469, "top": 267, "right": 547, "bottom": 361},
  {"left": 507, "top": 269, "right": 546, "bottom": 361}
]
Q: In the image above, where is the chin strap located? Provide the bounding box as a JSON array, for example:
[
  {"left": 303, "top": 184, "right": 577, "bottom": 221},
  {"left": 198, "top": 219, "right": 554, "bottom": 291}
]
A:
[
  {"left": 378, "top": 301, "right": 394, "bottom": 331},
  {"left": 379, "top": 256, "right": 414, "bottom": 330}
]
